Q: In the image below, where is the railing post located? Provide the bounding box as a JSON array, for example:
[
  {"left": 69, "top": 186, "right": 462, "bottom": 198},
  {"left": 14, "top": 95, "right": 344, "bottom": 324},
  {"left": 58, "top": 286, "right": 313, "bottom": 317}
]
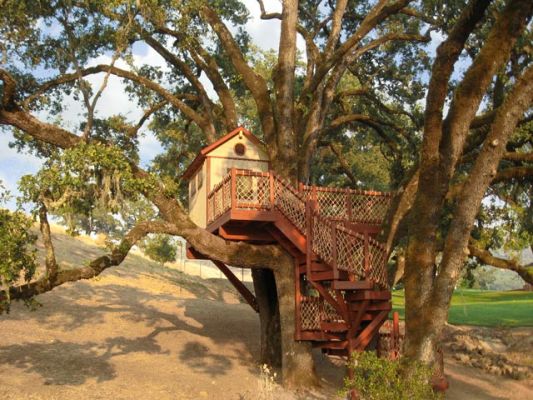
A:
[
  {"left": 231, "top": 168, "right": 237, "bottom": 210},
  {"left": 269, "top": 171, "right": 275, "bottom": 209},
  {"left": 363, "top": 232, "right": 370, "bottom": 280},
  {"left": 306, "top": 200, "right": 313, "bottom": 279},
  {"left": 312, "top": 185, "right": 318, "bottom": 212},
  {"left": 332, "top": 223, "right": 338, "bottom": 280},
  {"left": 346, "top": 193, "right": 353, "bottom": 221}
]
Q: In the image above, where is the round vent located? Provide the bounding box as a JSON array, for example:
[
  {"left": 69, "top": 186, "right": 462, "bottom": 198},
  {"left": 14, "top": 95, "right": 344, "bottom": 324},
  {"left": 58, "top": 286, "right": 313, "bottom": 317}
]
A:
[{"left": 234, "top": 143, "right": 246, "bottom": 156}]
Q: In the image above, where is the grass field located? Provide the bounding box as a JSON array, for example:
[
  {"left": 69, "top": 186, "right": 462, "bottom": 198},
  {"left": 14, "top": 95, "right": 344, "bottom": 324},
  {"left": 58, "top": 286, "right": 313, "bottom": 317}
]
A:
[{"left": 392, "top": 289, "right": 533, "bottom": 327}]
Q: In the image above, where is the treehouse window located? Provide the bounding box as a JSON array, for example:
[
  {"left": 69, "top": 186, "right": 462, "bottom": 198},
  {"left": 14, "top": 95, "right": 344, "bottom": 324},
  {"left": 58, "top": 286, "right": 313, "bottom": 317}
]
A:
[
  {"left": 197, "top": 170, "right": 203, "bottom": 190},
  {"left": 190, "top": 174, "right": 197, "bottom": 197}
]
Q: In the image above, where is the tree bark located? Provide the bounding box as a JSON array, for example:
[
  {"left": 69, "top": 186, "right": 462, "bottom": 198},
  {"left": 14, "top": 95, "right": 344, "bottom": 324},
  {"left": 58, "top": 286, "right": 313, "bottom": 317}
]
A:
[
  {"left": 252, "top": 268, "right": 282, "bottom": 368},
  {"left": 274, "top": 259, "right": 319, "bottom": 388}
]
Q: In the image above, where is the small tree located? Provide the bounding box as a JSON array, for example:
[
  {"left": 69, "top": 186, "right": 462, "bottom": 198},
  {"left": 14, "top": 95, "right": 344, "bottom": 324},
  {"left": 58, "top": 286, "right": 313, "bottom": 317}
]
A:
[
  {"left": 0, "top": 181, "right": 37, "bottom": 312},
  {"left": 142, "top": 234, "right": 177, "bottom": 266}
]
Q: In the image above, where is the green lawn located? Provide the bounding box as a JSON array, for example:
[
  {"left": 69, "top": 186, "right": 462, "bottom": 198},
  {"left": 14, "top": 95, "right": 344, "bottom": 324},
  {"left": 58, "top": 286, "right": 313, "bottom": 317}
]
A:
[{"left": 391, "top": 289, "right": 533, "bottom": 327}]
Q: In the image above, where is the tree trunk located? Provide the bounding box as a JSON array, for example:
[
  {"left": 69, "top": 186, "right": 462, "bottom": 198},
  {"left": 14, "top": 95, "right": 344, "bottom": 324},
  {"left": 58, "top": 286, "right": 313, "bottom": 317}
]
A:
[
  {"left": 252, "top": 268, "right": 282, "bottom": 368},
  {"left": 274, "top": 259, "right": 319, "bottom": 388}
]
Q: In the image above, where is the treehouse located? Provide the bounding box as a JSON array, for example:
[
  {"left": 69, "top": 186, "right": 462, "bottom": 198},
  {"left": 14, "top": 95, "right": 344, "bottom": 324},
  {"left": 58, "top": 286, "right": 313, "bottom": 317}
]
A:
[{"left": 184, "top": 127, "right": 400, "bottom": 359}]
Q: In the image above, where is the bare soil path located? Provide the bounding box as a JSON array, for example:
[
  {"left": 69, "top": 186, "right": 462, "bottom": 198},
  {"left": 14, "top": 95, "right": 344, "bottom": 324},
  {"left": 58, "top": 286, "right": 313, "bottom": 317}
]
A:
[{"left": 0, "top": 230, "right": 531, "bottom": 399}]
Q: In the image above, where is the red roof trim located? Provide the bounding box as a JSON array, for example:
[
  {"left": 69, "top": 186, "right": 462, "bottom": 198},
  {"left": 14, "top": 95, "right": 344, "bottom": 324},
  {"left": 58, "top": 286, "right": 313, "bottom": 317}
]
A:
[{"left": 181, "top": 127, "right": 265, "bottom": 180}]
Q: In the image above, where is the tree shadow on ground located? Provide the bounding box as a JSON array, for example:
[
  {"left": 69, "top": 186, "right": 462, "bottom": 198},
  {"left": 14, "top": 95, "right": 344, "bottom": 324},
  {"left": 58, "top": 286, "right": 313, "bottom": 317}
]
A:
[
  {"left": 1, "top": 280, "right": 260, "bottom": 384},
  {"left": 0, "top": 341, "right": 116, "bottom": 385}
]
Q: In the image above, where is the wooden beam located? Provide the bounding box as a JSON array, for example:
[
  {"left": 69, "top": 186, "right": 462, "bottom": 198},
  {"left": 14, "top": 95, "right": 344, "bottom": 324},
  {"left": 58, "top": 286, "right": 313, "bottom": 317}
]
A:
[
  {"left": 212, "top": 260, "right": 259, "bottom": 313},
  {"left": 350, "top": 310, "right": 388, "bottom": 351},
  {"left": 218, "top": 225, "right": 274, "bottom": 242},
  {"left": 188, "top": 248, "right": 259, "bottom": 313}
]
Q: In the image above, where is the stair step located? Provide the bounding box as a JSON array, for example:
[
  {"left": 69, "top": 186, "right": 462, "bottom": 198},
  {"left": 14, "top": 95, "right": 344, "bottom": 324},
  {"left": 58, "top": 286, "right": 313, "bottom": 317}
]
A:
[
  {"left": 349, "top": 301, "right": 392, "bottom": 312},
  {"left": 321, "top": 321, "right": 349, "bottom": 332},
  {"left": 331, "top": 280, "right": 373, "bottom": 290},
  {"left": 298, "top": 262, "right": 331, "bottom": 273},
  {"left": 345, "top": 290, "right": 391, "bottom": 301},
  {"left": 298, "top": 331, "right": 345, "bottom": 341}
]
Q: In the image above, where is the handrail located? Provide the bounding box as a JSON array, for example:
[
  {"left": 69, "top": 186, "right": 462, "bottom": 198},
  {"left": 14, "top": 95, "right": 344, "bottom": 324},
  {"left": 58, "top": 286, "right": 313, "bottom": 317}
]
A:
[
  {"left": 205, "top": 170, "right": 389, "bottom": 288},
  {"left": 300, "top": 183, "right": 393, "bottom": 197}
]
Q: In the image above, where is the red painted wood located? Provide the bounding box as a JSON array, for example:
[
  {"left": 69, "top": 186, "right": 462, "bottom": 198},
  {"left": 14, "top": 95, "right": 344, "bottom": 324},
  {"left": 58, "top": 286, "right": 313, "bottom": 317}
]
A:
[
  {"left": 230, "top": 168, "right": 236, "bottom": 209},
  {"left": 218, "top": 225, "right": 273, "bottom": 242},
  {"left": 212, "top": 260, "right": 259, "bottom": 313},
  {"left": 350, "top": 310, "right": 388, "bottom": 350},
  {"left": 331, "top": 280, "right": 373, "bottom": 290}
]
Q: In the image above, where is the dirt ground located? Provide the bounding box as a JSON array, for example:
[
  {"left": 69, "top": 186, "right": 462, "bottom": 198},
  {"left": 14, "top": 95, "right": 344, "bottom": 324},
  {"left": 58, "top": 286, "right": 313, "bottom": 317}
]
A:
[{"left": 0, "top": 232, "right": 532, "bottom": 399}]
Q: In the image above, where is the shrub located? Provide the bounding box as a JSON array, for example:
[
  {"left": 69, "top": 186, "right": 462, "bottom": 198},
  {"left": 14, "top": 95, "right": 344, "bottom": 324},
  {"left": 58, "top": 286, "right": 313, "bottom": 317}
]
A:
[
  {"left": 142, "top": 234, "right": 177, "bottom": 266},
  {"left": 342, "top": 351, "right": 442, "bottom": 400}
]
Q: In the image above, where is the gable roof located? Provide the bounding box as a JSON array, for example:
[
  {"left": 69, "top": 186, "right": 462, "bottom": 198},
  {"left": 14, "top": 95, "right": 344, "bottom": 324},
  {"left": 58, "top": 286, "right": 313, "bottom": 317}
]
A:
[{"left": 181, "top": 126, "right": 266, "bottom": 180}]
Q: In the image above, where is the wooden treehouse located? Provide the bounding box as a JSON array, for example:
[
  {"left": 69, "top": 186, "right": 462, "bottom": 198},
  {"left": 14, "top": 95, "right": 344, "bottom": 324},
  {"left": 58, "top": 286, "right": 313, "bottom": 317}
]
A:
[{"left": 184, "top": 127, "right": 400, "bottom": 358}]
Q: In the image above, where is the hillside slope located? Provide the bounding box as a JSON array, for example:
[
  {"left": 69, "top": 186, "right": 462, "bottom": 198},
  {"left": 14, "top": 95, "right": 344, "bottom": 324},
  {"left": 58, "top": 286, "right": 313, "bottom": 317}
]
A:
[{"left": 0, "top": 226, "right": 531, "bottom": 400}]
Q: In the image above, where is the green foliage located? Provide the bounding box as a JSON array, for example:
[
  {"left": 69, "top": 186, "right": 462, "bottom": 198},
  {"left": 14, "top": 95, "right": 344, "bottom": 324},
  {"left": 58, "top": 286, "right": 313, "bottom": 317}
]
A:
[
  {"left": 342, "top": 352, "right": 440, "bottom": 400},
  {"left": 18, "top": 142, "right": 150, "bottom": 234},
  {"left": 142, "top": 234, "right": 177, "bottom": 265},
  {"left": 0, "top": 206, "right": 37, "bottom": 312}
]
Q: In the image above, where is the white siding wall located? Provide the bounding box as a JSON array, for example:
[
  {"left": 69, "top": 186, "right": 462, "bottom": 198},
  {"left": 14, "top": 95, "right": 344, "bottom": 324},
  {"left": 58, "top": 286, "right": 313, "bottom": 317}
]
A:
[{"left": 188, "top": 131, "right": 270, "bottom": 227}]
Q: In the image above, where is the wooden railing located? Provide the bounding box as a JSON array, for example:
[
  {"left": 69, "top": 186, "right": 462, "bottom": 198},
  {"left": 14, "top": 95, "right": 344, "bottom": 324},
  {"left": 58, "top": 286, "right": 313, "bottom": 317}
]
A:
[
  {"left": 300, "top": 184, "right": 392, "bottom": 225},
  {"left": 206, "top": 169, "right": 390, "bottom": 288}
]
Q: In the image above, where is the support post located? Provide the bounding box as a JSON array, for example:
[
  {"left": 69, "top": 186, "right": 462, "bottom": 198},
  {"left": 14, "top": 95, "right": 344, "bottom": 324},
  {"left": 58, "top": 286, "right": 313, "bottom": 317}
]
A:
[
  {"left": 213, "top": 260, "right": 259, "bottom": 313},
  {"left": 269, "top": 171, "right": 275, "bottom": 209},
  {"left": 231, "top": 168, "right": 237, "bottom": 210},
  {"left": 363, "top": 232, "right": 370, "bottom": 280},
  {"left": 332, "top": 223, "right": 339, "bottom": 280},
  {"left": 188, "top": 248, "right": 258, "bottom": 313},
  {"left": 294, "top": 257, "right": 302, "bottom": 340},
  {"left": 305, "top": 200, "right": 313, "bottom": 279},
  {"left": 392, "top": 311, "right": 400, "bottom": 360}
]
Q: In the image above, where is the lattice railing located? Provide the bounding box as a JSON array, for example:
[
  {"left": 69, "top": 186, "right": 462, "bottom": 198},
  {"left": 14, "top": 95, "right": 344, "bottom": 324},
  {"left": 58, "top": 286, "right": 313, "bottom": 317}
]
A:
[
  {"left": 310, "top": 211, "right": 388, "bottom": 287},
  {"left": 301, "top": 185, "right": 392, "bottom": 225},
  {"left": 205, "top": 169, "right": 389, "bottom": 288},
  {"left": 207, "top": 174, "right": 231, "bottom": 224},
  {"left": 300, "top": 294, "right": 344, "bottom": 331},
  {"left": 300, "top": 296, "right": 321, "bottom": 330},
  {"left": 273, "top": 177, "right": 306, "bottom": 233},
  {"left": 235, "top": 170, "right": 271, "bottom": 210}
]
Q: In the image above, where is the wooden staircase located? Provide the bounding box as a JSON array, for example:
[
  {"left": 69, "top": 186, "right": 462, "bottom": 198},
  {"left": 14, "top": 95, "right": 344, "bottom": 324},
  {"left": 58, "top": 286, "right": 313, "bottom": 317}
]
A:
[{"left": 198, "top": 169, "right": 397, "bottom": 358}]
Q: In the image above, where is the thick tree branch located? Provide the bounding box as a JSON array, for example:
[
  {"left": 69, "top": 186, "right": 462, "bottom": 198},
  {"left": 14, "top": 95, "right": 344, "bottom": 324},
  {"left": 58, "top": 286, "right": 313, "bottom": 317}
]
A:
[
  {"left": 0, "top": 220, "right": 172, "bottom": 307},
  {"left": 492, "top": 166, "right": 533, "bottom": 183},
  {"left": 468, "top": 242, "right": 533, "bottom": 285},
  {"left": 328, "top": 143, "right": 358, "bottom": 187},
  {"left": 323, "top": 0, "right": 348, "bottom": 58},
  {"left": 421, "top": 0, "right": 491, "bottom": 165},
  {"left": 0, "top": 68, "right": 17, "bottom": 109},
  {"left": 0, "top": 96, "right": 290, "bottom": 274},
  {"left": 38, "top": 204, "right": 59, "bottom": 280},
  {"left": 435, "top": 62, "right": 533, "bottom": 309},
  {"left": 200, "top": 5, "right": 275, "bottom": 142},
  {"left": 503, "top": 152, "right": 533, "bottom": 162},
  {"left": 23, "top": 64, "right": 215, "bottom": 138},
  {"left": 441, "top": 0, "right": 533, "bottom": 176},
  {"left": 257, "top": 0, "right": 282, "bottom": 20},
  {"left": 305, "top": 0, "right": 412, "bottom": 94}
]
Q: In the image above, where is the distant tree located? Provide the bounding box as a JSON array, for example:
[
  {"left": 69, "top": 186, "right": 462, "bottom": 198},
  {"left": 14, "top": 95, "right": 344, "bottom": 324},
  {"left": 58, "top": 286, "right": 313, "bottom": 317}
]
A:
[{"left": 142, "top": 234, "right": 177, "bottom": 266}]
